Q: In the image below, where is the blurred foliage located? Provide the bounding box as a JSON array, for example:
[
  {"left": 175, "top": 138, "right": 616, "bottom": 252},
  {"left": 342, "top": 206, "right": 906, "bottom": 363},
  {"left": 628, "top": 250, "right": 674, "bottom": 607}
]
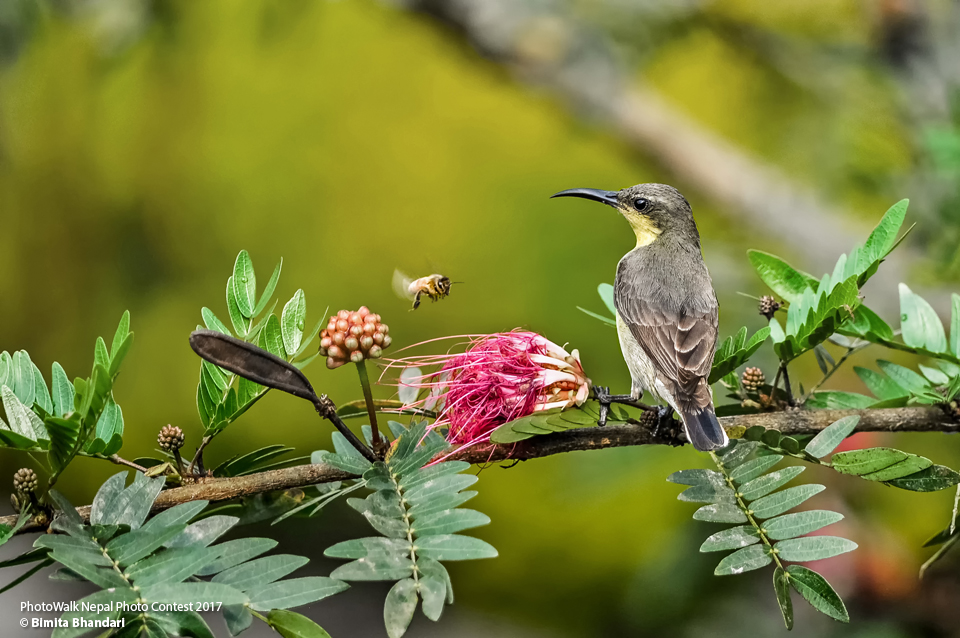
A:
[{"left": 2, "top": 1, "right": 960, "bottom": 637}]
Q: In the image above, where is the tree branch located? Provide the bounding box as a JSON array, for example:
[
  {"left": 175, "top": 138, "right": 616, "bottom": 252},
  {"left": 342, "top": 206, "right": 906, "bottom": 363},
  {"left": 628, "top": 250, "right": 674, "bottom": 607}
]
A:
[{"left": 4, "top": 407, "right": 956, "bottom": 534}]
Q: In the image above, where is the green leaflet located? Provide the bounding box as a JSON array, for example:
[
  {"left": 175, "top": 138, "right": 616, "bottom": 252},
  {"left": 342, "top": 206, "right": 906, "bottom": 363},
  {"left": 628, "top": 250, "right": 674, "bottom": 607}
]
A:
[
  {"left": 900, "top": 283, "right": 947, "bottom": 354},
  {"left": 267, "top": 609, "right": 333, "bottom": 638},
  {"left": 323, "top": 421, "right": 494, "bottom": 638},
  {"left": 774, "top": 536, "right": 857, "bottom": 562},
  {"left": 786, "top": 565, "right": 849, "bottom": 622},
  {"left": 714, "top": 545, "right": 771, "bottom": 575},
  {"left": 709, "top": 326, "right": 771, "bottom": 383},
  {"left": 763, "top": 510, "right": 844, "bottom": 541},
  {"left": 804, "top": 415, "right": 859, "bottom": 458},
  {"left": 774, "top": 567, "right": 793, "bottom": 630}
]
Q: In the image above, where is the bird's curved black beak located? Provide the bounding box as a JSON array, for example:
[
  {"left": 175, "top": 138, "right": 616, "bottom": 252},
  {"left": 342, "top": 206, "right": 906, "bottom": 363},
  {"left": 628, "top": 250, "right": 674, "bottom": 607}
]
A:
[{"left": 550, "top": 188, "right": 619, "bottom": 207}]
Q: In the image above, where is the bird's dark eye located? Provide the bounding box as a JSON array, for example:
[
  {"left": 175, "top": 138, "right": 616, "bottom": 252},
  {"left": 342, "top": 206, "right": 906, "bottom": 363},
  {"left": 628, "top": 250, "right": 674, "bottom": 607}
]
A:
[{"left": 633, "top": 198, "right": 649, "bottom": 212}]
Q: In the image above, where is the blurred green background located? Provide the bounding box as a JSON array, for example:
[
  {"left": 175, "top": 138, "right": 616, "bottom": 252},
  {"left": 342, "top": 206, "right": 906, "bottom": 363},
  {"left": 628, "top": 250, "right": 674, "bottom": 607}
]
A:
[{"left": 2, "top": 0, "right": 960, "bottom": 636}]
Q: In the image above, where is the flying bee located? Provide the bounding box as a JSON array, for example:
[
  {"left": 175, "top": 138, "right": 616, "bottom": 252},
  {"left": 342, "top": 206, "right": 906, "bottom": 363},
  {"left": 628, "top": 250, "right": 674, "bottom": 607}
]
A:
[{"left": 393, "top": 269, "right": 455, "bottom": 310}]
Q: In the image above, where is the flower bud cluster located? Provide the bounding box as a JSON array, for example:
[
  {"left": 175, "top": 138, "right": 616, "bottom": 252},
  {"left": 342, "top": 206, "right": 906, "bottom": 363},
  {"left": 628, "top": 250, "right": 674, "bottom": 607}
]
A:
[{"left": 319, "top": 307, "right": 392, "bottom": 369}]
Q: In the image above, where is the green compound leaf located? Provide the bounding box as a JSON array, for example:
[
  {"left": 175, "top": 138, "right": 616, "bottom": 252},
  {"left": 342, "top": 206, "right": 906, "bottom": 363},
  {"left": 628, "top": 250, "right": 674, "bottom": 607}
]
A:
[
  {"left": 267, "top": 609, "right": 333, "bottom": 638},
  {"left": 414, "top": 534, "right": 498, "bottom": 561},
  {"left": 749, "top": 485, "right": 825, "bottom": 519},
  {"left": 805, "top": 416, "right": 860, "bottom": 458},
  {"left": 786, "top": 565, "right": 849, "bottom": 622},
  {"left": 774, "top": 566, "right": 794, "bottom": 630},
  {"left": 763, "top": 510, "right": 844, "bottom": 541},
  {"left": 774, "top": 536, "right": 858, "bottom": 562},
  {"left": 252, "top": 258, "right": 283, "bottom": 318},
  {"left": 714, "top": 544, "right": 772, "bottom": 576}
]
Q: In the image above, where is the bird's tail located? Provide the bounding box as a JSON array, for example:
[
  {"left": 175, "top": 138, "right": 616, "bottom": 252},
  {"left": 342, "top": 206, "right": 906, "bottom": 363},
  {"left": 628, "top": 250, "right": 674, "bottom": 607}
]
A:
[{"left": 679, "top": 407, "right": 728, "bottom": 452}]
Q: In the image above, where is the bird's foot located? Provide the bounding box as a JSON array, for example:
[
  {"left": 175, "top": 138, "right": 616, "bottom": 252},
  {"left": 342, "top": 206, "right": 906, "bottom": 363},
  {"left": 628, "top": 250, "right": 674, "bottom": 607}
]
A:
[
  {"left": 650, "top": 406, "right": 683, "bottom": 447},
  {"left": 594, "top": 386, "right": 641, "bottom": 426}
]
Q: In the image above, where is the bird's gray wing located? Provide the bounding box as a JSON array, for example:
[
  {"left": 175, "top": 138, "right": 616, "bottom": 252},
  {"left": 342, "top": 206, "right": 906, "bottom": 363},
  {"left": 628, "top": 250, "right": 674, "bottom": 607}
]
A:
[{"left": 616, "top": 288, "right": 719, "bottom": 412}]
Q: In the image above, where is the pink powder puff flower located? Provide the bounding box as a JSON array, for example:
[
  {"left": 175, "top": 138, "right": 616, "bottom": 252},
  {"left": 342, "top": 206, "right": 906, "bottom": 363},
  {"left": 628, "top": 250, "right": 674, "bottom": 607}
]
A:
[{"left": 389, "top": 331, "right": 590, "bottom": 449}]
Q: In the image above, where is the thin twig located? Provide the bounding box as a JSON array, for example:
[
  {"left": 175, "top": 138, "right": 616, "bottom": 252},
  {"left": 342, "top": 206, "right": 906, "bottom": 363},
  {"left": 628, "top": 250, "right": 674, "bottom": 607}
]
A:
[
  {"left": 780, "top": 363, "right": 795, "bottom": 406},
  {"left": 4, "top": 406, "right": 957, "bottom": 534},
  {"left": 108, "top": 455, "right": 148, "bottom": 473}
]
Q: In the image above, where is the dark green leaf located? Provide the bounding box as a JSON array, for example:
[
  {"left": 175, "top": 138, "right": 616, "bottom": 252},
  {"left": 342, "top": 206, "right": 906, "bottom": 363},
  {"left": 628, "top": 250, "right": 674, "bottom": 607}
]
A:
[
  {"left": 717, "top": 439, "right": 758, "bottom": 469},
  {"left": 126, "top": 546, "right": 221, "bottom": 586},
  {"left": 862, "top": 455, "right": 933, "bottom": 482},
  {"left": 56, "top": 588, "right": 137, "bottom": 638},
  {"left": 325, "top": 537, "right": 411, "bottom": 559},
  {"left": 47, "top": 549, "right": 126, "bottom": 589},
  {"left": 89, "top": 471, "right": 129, "bottom": 526},
  {"left": 885, "top": 465, "right": 960, "bottom": 492},
  {"left": 678, "top": 483, "right": 736, "bottom": 504},
  {"left": 699, "top": 526, "right": 760, "bottom": 552},
  {"left": 763, "top": 510, "right": 844, "bottom": 540},
  {"left": 384, "top": 578, "right": 418, "bottom": 638},
  {"left": 714, "top": 544, "right": 771, "bottom": 576},
  {"left": 774, "top": 567, "right": 794, "bottom": 630},
  {"left": 267, "top": 609, "right": 333, "bottom": 638},
  {"left": 786, "top": 565, "right": 849, "bottom": 622},
  {"left": 750, "top": 485, "right": 825, "bottom": 519},
  {"left": 404, "top": 474, "right": 478, "bottom": 505},
  {"left": 212, "top": 554, "right": 308, "bottom": 591},
  {"left": 247, "top": 576, "right": 348, "bottom": 611},
  {"left": 730, "top": 456, "right": 782, "bottom": 484},
  {"left": 832, "top": 447, "right": 911, "bottom": 476},
  {"left": 107, "top": 525, "right": 186, "bottom": 566},
  {"left": 409, "top": 491, "right": 477, "bottom": 519},
  {"left": 142, "top": 501, "right": 209, "bottom": 532},
  {"left": 195, "top": 537, "right": 277, "bottom": 576},
  {"left": 775, "top": 536, "right": 857, "bottom": 562}
]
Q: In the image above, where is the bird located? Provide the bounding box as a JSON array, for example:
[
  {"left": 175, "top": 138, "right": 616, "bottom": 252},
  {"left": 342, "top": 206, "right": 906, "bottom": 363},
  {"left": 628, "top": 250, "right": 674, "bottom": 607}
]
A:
[{"left": 550, "top": 183, "right": 728, "bottom": 452}]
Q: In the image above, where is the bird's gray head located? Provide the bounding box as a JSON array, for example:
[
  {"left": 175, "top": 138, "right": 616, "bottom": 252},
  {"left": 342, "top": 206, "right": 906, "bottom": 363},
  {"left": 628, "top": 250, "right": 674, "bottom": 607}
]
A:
[{"left": 551, "top": 183, "right": 698, "bottom": 247}]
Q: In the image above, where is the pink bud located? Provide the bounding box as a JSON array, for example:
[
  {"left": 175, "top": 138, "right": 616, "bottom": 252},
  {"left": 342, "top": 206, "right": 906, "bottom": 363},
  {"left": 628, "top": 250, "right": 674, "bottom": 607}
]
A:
[
  {"left": 345, "top": 336, "right": 359, "bottom": 350},
  {"left": 373, "top": 333, "right": 384, "bottom": 345},
  {"left": 350, "top": 312, "right": 362, "bottom": 325},
  {"left": 333, "top": 332, "right": 345, "bottom": 346},
  {"left": 358, "top": 306, "right": 370, "bottom": 316},
  {"left": 380, "top": 324, "right": 389, "bottom": 335},
  {"left": 320, "top": 336, "right": 333, "bottom": 349},
  {"left": 328, "top": 345, "right": 344, "bottom": 359},
  {"left": 361, "top": 335, "right": 374, "bottom": 350},
  {"left": 363, "top": 322, "right": 376, "bottom": 335},
  {"left": 350, "top": 325, "right": 363, "bottom": 336},
  {"left": 338, "top": 309, "right": 350, "bottom": 319},
  {"left": 382, "top": 335, "right": 392, "bottom": 348},
  {"left": 319, "top": 346, "right": 328, "bottom": 356},
  {"left": 350, "top": 350, "right": 364, "bottom": 363},
  {"left": 326, "top": 357, "right": 345, "bottom": 369},
  {"left": 336, "top": 319, "right": 348, "bottom": 332},
  {"left": 368, "top": 345, "right": 382, "bottom": 359}
]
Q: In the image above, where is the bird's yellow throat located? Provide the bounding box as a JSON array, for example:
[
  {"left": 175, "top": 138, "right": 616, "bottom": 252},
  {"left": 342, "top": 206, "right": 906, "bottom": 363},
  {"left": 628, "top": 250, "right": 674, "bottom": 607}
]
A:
[{"left": 626, "top": 214, "right": 662, "bottom": 247}]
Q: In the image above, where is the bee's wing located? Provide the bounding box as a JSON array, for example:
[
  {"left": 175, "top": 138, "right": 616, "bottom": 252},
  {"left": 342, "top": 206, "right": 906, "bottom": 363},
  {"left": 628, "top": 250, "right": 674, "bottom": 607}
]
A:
[{"left": 392, "top": 269, "right": 416, "bottom": 301}]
